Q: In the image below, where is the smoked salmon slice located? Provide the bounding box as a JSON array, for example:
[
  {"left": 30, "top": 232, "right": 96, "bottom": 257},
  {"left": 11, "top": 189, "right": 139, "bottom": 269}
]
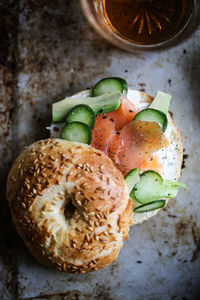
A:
[
  {"left": 106, "top": 93, "right": 138, "bottom": 130},
  {"left": 91, "top": 94, "right": 167, "bottom": 176},
  {"left": 91, "top": 115, "right": 115, "bottom": 153},
  {"left": 107, "top": 120, "right": 165, "bottom": 175},
  {"left": 91, "top": 93, "right": 137, "bottom": 153}
]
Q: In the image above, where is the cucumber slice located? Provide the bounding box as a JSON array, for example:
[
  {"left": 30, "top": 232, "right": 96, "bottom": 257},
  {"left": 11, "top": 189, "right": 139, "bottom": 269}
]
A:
[
  {"left": 65, "top": 104, "right": 95, "bottom": 129},
  {"left": 134, "top": 200, "right": 166, "bottom": 213},
  {"left": 53, "top": 91, "right": 121, "bottom": 123},
  {"left": 60, "top": 122, "right": 92, "bottom": 144},
  {"left": 149, "top": 91, "right": 172, "bottom": 115},
  {"left": 92, "top": 77, "right": 128, "bottom": 97},
  {"left": 134, "top": 108, "right": 168, "bottom": 132},
  {"left": 133, "top": 171, "right": 163, "bottom": 204},
  {"left": 133, "top": 170, "right": 187, "bottom": 204},
  {"left": 125, "top": 168, "right": 140, "bottom": 194}
]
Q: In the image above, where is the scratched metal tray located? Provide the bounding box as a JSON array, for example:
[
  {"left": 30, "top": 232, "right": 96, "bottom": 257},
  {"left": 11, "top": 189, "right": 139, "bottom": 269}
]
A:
[{"left": 0, "top": 1, "right": 200, "bottom": 299}]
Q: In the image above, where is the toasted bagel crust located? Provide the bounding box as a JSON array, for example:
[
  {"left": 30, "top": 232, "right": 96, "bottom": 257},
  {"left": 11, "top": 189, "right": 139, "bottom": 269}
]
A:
[{"left": 7, "top": 139, "right": 132, "bottom": 273}]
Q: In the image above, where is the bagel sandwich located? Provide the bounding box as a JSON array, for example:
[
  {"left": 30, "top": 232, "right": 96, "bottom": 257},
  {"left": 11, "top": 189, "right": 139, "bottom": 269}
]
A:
[
  {"left": 7, "top": 77, "right": 185, "bottom": 273},
  {"left": 49, "top": 78, "right": 183, "bottom": 225}
]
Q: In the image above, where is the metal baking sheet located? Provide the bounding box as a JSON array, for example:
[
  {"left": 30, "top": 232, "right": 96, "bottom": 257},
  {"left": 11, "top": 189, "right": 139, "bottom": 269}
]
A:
[{"left": 0, "top": 1, "right": 200, "bottom": 299}]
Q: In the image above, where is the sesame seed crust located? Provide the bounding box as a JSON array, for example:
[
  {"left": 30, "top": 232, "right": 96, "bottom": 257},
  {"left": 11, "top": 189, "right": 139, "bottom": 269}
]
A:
[{"left": 7, "top": 139, "right": 132, "bottom": 273}]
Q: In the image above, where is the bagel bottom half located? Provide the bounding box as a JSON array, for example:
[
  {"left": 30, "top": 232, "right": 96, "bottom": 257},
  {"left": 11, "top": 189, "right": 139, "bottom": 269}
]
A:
[
  {"left": 50, "top": 89, "right": 183, "bottom": 225},
  {"left": 7, "top": 139, "right": 132, "bottom": 273}
]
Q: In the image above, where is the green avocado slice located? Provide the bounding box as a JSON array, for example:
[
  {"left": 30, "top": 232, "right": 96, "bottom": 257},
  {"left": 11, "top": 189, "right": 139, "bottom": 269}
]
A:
[{"left": 52, "top": 91, "right": 122, "bottom": 123}]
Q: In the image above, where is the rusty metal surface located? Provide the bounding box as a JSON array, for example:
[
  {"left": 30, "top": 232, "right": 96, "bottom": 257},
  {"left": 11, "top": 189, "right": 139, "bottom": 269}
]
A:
[{"left": 0, "top": 1, "right": 200, "bottom": 299}]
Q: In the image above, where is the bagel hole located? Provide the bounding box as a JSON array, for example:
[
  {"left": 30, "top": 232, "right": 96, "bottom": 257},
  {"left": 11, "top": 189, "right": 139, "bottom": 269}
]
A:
[{"left": 64, "top": 200, "right": 76, "bottom": 219}]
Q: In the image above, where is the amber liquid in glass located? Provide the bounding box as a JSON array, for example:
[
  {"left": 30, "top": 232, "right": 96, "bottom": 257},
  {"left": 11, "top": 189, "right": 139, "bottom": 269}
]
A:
[{"left": 102, "top": 0, "right": 193, "bottom": 45}]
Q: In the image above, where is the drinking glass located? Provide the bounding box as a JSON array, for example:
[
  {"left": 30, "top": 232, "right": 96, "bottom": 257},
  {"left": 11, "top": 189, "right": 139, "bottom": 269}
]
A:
[{"left": 80, "top": 0, "right": 200, "bottom": 51}]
